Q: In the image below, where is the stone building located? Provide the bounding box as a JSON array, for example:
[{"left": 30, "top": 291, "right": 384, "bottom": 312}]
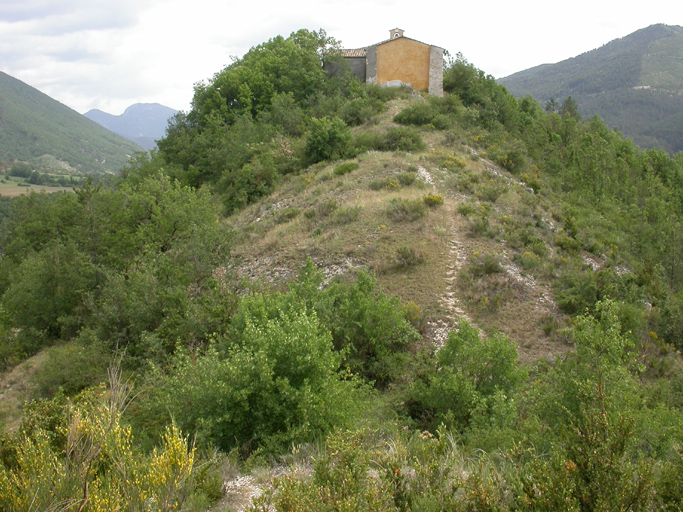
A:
[{"left": 326, "top": 28, "right": 444, "bottom": 97}]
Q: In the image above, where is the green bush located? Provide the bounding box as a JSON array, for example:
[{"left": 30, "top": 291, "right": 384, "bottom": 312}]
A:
[
  {"left": 304, "top": 199, "right": 339, "bottom": 220},
  {"left": 468, "top": 253, "right": 504, "bottom": 277},
  {"left": 340, "top": 97, "right": 384, "bottom": 126},
  {"left": 393, "top": 96, "right": 462, "bottom": 130},
  {"left": 369, "top": 177, "right": 402, "bottom": 191},
  {"left": 305, "top": 117, "right": 351, "bottom": 163},
  {"left": 315, "top": 271, "right": 421, "bottom": 386},
  {"left": 554, "top": 269, "right": 598, "bottom": 315},
  {"left": 334, "top": 162, "right": 360, "bottom": 176},
  {"left": 422, "top": 193, "right": 444, "bottom": 207},
  {"left": 32, "top": 341, "right": 110, "bottom": 398},
  {"left": 394, "top": 102, "right": 440, "bottom": 126},
  {"left": 456, "top": 202, "right": 477, "bottom": 216},
  {"left": 249, "top": 429, "right": 396, "bottom": 512},
  {"left": 142, "top": 306, "right": 365, "bottom": 454},
  {"left": 408, "top": 320, "right": 525, "bottom": 431},
  {"left": 386, "top": 198, "right": 426, "bottom": 222},
  {"left": 382, "top": 126, "right": 426, "bottom": 152},
  {"left": 396, "top": 172, "right": 416, "bottom": 186},
  {"left": 334, "top": 205, "right": 363, "bottom": 224},
  {"left": 275, "top": 207, "right": 301, "bottom": 223},
  {"left": 351, "top": 131, "right": 385, "bottom": 153},
  {"left": 514, "top": 251, "right": 542, "bottom": 270},
  {"left": 395, "top": 246, "right": 425, "bottom": 268}
]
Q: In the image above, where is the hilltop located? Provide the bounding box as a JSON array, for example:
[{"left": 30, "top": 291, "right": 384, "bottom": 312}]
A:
[
  {"left": 2, "top": 29, "right": 683, "bottom": 511},
  {"left": 0, "top": 71, "right": 142, "bottom": 173},
  {"left": 225, "top": 99, "right": 563, "bottom": 363},
  {"left": 85, "top": 103, "right": 179, "bottom": 150},
  {"left": 499, "top": 24, "right": 683, "bottom": 152}
]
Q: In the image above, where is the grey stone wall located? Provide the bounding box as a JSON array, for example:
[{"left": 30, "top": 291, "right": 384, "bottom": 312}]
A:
[
  {"left": 324, "top": 56, "right": 367, "bottom": 82},
  {"left": 346, "top": 57, "right": 367, "bottom": 82},
  {"left": 429, "top": 46, "right": 444, "bottom": 97},
  {"left": 366, "top": 45, "right": 377, "bottom": 85}
]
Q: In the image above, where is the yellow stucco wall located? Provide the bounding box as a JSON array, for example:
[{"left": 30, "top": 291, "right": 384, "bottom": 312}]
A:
[{"left": 376, "top": 38, "right": 431, "bottom": 91}]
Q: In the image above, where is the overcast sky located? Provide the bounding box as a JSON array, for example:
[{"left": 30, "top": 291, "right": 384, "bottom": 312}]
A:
[{"left": 1, "top": 0, "right": 681, "bottom": 115}]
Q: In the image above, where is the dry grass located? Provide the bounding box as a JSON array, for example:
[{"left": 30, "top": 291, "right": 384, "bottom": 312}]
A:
[
  {"left": 227, "top": 97, "right": 570, "bottom": 362},
  {"left": 0, "top": 350, "right": 47, "bottom": 431}
]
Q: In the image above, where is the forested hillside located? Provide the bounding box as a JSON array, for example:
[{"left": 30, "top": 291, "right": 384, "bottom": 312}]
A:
[
  {"left": 499, "top": 24, "right": 683, "bottom": 153},
  {"left": 2, "top": 29, "right": 683, "bottom": 511},
  {"left": 0, "top": 71, "right": 142, "bottom": 174}
]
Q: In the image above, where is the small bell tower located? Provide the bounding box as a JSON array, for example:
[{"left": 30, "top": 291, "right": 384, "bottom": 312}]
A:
[{"left": 389, "top": 28, "right": 404, "bottom": 39}]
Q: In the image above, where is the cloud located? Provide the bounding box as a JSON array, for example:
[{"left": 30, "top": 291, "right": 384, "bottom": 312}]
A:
[{"left": 1, "top": 0, "right": 682, "bottom": 115}]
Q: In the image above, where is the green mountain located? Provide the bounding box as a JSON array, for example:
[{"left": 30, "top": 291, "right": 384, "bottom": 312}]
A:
[
  {"left": 499, "top": 24, "right": 683, "bottom": 153},
  {"left": 0, "top": 71, "right": 142, "bottom": 173}
]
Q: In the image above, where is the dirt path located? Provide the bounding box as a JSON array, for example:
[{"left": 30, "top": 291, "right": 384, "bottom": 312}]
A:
[
  {"left": 418, "top": 165, "right": 474, "bottom": 347},
  {"left": 0, "top": 350, "right": 46, "bottom": 430}
]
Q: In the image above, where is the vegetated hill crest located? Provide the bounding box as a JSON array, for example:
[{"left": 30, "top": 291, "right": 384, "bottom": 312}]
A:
[
  {"left": 499, "top": 24, "right": 683, "bottom": 153},
  {"left": 0, "top": 71, "right": 142, "bottom": 173},
  {"left": 225, "top": 99, "right": 565, "bottom": 364}
]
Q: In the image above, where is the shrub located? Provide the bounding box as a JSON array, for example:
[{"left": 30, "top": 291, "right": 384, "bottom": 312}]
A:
[
  {"left": 340, "top": 97, "right": 384, "bottom": 126},
  {"left": 334, "top": 162, "right": 360, "bottom": 176},
  {"left": 468, "top": 253, "right": 504, "bottom": 277},
  {"left": 441, "top": 153, "right": 467, "bottom": 171},
  {"left": 0, "top": 379, "right": 207, "bottom": 512},
  {"left": 249, "top": 429, "right": 396, "bottom": 512},
  {"left": 394, "top": 102, "right": 440, "bottom": 126},
  {"left": 395, "top": 246, "right": 425, "bottom": 268},
  {"left": 554, "top": 269, "right": 598, "bottom": 315},
  {"left": 369, "top": 177, "right": 402, "bottom": 191},
  {"left": 457, "top": 202, "right": 477, "bottom": 216},
  {"left": 351, "top": 131, "right": 385, "bottom": 153},
  {"left": 515, "top": 251, "right": 542, "bottom": 270},
  {"left": 555, "top": 233, "right": 581, "bottom": 254},
  {"left": 334, "top": 205, "right": 363, "bottom": 224},
  {"left": 142, "top": 307, "right": 365, "bottom": 454},
  {"left": 304, "top": 199, "right": 339, "bottom": 220},
  {"left": 396, "top": 172, "right": 416, "bottom": 186},
  {"left": 386, "top": 198, "right": 426, "bottom": 222},
  {"left": 474, "top": 181, "right": 506, "bottom": 203},
  {"left": 305, "top": 117, "right": 351, "bottom": 163},
  {"left": 422, "top": 194, "right": 444, "bottom": 207},
  {"left": 488, "top": 139, "right": 528, "bottom": 174},
  {"left": 32, "top": 341, "right": 110, "bottom": 399},
  {"left": 393, "top": 96, "right": 461, "bottom": 130},
  {"left": 469, "top": 213, "right": 496, "bottom": 238},
  {"left": 312, "top": 270, "right": 421, "bottom": 386},
  {"left": 382, "top": 126, "right": 426, "bottom": 152},
  {"left": 408, "top": 320, "right": 525, "bottom": 431},
  {"left": 275, "top": 207, "right": 301, "bottom": 224}
]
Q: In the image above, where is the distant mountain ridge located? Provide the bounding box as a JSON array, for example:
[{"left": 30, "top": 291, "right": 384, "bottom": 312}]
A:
[
  {"left": 0, "top": 71, "right": 141, "bottom": 173},
  {"left": 499, "top": 24, "right": 683, "bottom": 153},
  {"left": 85, "top": 103, "right": 178, "bottom": 150}
]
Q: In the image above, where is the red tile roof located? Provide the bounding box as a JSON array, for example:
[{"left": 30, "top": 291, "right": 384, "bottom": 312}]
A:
[{"left": 341, "top": 48, "right": 367, "bottom": 58}]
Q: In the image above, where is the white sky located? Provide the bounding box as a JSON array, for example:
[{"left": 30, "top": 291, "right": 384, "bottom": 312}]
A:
[{"left": 1, "top": 0, "right": 681, "bottom": 115}]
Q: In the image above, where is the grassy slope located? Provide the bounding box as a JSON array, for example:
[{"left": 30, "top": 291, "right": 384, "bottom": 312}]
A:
[
  {"left": 0, "top": 71, "right": 142, "bottom": 173},
  {"left": 227, "top": 99, "right": 567, "bottom": 363}
]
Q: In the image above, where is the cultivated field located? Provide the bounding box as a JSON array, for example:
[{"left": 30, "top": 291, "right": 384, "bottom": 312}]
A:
[{"left": 0, "top": 179, "right": 73, "bottom": 196}]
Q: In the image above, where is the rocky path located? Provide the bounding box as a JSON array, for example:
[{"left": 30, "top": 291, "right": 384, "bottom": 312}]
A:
[{"left": 418, "top": 165, "right": 473, "bottom": 347}]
